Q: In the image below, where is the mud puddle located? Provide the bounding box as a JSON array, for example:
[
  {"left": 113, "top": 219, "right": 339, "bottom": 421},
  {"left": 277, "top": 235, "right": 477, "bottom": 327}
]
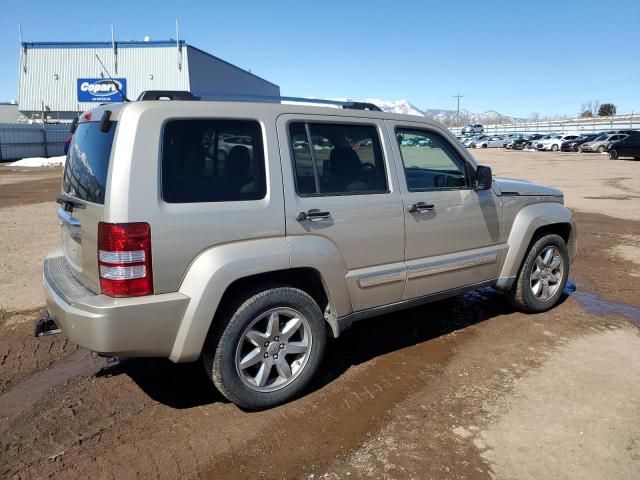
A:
[
  {"left": 565, "top": 281, "right": 640, "bottom": 327},
  {"left": 206, "top": 290, "right": 505, "bottom": 479}
]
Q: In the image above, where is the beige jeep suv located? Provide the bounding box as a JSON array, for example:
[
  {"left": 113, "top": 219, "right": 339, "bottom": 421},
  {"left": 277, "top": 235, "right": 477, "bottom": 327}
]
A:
[{"left": 43, "top": 94, "right": 576, "bottom": 409}]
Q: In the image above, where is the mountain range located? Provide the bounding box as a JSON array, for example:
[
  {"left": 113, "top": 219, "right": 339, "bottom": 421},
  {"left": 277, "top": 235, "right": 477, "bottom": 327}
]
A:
[{"left": 362, "top": 98, "right": 519, "bottom": 125}]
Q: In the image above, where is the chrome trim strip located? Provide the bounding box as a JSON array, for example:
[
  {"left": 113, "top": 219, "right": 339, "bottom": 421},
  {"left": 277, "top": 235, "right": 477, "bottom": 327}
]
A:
[
  {"left": 358, "top": 269, "right": 406, "bottom": 288},
  {"left": 407, "top": 252, "right": 498, "bottom": 279}
]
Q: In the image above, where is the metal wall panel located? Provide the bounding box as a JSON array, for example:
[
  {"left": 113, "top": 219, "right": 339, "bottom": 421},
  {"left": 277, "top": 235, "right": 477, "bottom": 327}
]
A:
[
  {"left": 186, "top": 46, "right": 280, "bottom": 98},
  {"left": 19, "top": 44, "right": 189, "bottom": 114},
  {"left": 0, "top": 123, "right": 68, "bottom": 161}
]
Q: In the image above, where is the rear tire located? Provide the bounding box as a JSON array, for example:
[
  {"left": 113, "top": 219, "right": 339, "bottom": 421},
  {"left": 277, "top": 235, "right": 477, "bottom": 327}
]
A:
[
  {"left": 507, "top": 234, "right": 569, "bottom": 313},
  {"left": 203, "top": 286, "right": 326, "bottom": 410}
]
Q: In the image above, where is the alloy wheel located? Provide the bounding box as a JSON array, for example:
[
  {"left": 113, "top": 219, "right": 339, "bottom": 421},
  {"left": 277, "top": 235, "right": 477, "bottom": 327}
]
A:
[
  {"left": 529, "top": 246, "right": 564, "bottom": 302},
  {"left": 235, "top": 307, "right": 312, "bottom": 392}
]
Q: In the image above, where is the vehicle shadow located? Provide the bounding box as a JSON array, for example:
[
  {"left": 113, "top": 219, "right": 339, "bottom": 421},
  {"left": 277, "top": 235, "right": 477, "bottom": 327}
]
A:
[
  {"left": 96, "top": 355, "right": 227, "bottom": 408},
  {"left": 97, "top": 287, "right": 570, "bottom": 410}
]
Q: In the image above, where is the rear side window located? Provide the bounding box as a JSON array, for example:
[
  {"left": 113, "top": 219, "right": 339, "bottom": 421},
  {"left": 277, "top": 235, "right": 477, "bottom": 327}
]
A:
[
  {"left": 162, "top": 120, "right": 266, "bottom": 203},
  {"left": 289, "top": 122, "right": 388, "bottom": 196},
  {"left": 63, "top": 121, "right": 116, "bottom": 204}
]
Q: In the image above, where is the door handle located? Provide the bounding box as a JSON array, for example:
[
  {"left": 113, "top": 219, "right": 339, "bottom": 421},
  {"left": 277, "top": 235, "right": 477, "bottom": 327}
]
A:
[
  {"left": 409, "top": 202, "right": 435, "bottom": 214},
  {"left": 297, "top": 209, "right": 331, "bottom": 222}
]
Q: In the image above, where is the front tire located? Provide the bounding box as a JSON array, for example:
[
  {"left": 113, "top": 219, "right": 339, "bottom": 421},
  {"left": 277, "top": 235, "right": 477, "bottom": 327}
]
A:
[
  {"left": 551, "top": 144, "right": 559, "bottom": 152},
  {"left": 203, "top": 286, "right": 326, "bottom": 410},
  {"left": 597, "top": 145, "right": 606, "bottom": 153},
  {"left": 609, "top": 149, "right": 619, "bottom": 160},
  {"left": 507, "top": 234, "right": 569, "bottom": 313}
]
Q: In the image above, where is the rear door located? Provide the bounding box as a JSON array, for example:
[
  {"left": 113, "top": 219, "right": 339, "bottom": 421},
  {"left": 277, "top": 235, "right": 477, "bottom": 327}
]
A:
[
  {"left": 276, "top": 114, "right": 405, "bottom": 313},
  {"left": 59, "top": 119, "right": 116, "bottom": 293},
  {"left": 387, "top": 120, "right": 504, "bottom": 300}
]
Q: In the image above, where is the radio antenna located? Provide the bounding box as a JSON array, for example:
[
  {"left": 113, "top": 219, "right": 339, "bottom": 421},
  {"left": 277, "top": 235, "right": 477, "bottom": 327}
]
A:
[
  {"left": 111, "top": 24, "right": 118, "bottom": 74},
  {"left": 95, "top": 54, "right": 130, "bottom": 102},
  {"left": 176, "top": 19, "right": 182, "bottom": 71}
]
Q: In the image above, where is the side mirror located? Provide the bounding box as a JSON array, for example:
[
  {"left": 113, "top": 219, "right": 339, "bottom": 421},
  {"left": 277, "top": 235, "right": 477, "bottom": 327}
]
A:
[{"left": 475, "top": 165, "right": 492, "bottom": 190}]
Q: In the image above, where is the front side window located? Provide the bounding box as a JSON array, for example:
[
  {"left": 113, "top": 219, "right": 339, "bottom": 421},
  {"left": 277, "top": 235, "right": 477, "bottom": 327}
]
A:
[
  {"left": 162, "top": 119, "right": 266, "bottom": 203},
  {"left": 396, "top": 128, "right": 469, "bottom": 191},
  {"left": 289, "top": 122, "right": 388, "bottom": 196}
]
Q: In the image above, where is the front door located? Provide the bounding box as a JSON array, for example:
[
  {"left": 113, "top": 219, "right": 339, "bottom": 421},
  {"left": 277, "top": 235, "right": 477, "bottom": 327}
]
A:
[{"left": 387, "top": 121, "right": 504, "bottom": 300}]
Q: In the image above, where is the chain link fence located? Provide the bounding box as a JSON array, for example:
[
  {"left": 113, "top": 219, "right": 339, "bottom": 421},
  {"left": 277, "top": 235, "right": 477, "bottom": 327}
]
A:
[{"left": 0, "top": 123, "right": 69, "bottom": 162}]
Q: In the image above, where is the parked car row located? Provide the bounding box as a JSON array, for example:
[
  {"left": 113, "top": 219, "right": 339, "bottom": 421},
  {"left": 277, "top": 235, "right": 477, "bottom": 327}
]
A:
[{"left": 456, "top": 130, "right": 640, "bottom": 160}]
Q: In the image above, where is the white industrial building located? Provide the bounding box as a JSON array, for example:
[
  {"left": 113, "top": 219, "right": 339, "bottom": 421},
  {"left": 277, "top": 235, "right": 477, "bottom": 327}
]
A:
[{"left": 18, "top": 40, "right": 280, "bottom": 120}]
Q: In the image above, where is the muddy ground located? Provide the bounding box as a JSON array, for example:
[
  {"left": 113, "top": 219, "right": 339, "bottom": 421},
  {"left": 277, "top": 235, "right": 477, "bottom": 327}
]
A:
[{"left": 0, "top": 150, "right": 639, "bottom": 479}]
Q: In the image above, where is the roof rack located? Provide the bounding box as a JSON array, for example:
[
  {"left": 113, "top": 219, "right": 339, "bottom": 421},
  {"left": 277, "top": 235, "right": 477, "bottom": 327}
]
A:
[
  {"left": 135, "top": 91, "right": 382, "bottom": 111},
  {"left": 137, "top": 91, "right": 201, "bottom": 101}
]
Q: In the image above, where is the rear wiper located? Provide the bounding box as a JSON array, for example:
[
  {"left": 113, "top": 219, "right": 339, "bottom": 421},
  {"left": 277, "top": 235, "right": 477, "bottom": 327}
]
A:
[{"left": 56, "top": 193, "right": 86, "bottom": 210}]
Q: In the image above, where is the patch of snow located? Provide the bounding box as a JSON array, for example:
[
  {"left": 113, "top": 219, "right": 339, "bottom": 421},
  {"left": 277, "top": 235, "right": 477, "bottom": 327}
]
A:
[
  {"left": 363, "top": 98, "right": 425, "bottom": 117},
  {"left": 8, "top": 156, "right": 66, "bottom": 167}
]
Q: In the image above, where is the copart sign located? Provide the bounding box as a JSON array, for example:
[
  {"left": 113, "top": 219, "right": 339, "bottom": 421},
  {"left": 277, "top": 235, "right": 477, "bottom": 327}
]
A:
[{"left": 77, "top": 78, "right": 127, "bottom": 102}]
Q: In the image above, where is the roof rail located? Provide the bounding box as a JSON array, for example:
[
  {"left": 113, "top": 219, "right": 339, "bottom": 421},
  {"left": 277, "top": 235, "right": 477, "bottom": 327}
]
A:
[
  {"left": 137, "top": 90, "right": 201, "bottom": 101},
  {"left": 135, "top": 91, "right": 382, "bottom": 111}
]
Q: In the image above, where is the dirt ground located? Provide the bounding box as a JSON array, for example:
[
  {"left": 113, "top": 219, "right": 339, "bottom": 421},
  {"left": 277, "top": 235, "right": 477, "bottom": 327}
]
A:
[{"left": 1, "top": 149, "right": 639, "bottom": 479}]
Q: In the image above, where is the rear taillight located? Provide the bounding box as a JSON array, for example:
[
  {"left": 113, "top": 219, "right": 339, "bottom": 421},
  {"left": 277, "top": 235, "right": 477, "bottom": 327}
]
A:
[{"left": 98, "top": 222, "right": 153, "bottom": 297}]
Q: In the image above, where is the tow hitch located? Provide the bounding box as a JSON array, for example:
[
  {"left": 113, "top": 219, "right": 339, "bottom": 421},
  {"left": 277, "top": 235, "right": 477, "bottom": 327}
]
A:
[{"left": 34, "top": 313, "right": 62, "bottom": 337}]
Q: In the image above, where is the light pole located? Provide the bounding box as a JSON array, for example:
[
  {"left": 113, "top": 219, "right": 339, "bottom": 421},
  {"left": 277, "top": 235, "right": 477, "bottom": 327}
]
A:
[{"left": 453, "top": 94, "right": 464, "bottom": 127}]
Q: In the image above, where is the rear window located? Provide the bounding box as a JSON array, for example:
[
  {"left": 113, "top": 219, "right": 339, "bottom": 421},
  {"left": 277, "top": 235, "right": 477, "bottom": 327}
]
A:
[
  {"left": 63, "top": 121, "right": 116, "bottom": 204},
  {"left": 161, "top": 119, "right": 266, "bottom": 203}
]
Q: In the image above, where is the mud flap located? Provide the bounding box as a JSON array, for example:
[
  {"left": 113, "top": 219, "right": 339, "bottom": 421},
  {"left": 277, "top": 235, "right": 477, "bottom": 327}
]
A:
[{"left": 34, "top": 313, "right": 62, "bottom": 337}]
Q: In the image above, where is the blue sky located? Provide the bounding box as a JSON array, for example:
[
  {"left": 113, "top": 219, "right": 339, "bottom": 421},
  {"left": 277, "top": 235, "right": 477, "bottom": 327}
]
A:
[{"left": 1, "top": 0, "right": 639, "bottom": 118}]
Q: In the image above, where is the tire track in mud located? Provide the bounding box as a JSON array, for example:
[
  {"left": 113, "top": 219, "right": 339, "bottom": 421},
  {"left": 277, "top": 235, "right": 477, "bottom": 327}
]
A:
[
  {"left": 206, "top": 339, "right": 454, "bottom": 480},
  {"left": 0, "top": 291, "right": 499, "bottom": 479},
  {"left": 0, "top": 308, "right": 79, "bottom": 394},
  {"left": 0, "top": 349, "right": 102, "bottom": 442}
]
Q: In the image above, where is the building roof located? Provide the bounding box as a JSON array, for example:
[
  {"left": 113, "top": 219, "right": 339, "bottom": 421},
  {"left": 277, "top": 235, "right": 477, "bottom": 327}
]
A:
[{"left": 21, "top": 40, "right": 187, "bottom": 49}]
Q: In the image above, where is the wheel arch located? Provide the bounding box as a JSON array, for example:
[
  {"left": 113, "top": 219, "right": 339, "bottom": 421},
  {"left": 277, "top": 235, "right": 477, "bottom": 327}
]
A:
[
  {"left": 213, "top": 266, "right": 339, "bottom": 337},
  {"left": 169, "top": 236, "right": 351, "bottom": 362},
  {"left": 496, "top": 202, "right": 576, "bottom": 290}
]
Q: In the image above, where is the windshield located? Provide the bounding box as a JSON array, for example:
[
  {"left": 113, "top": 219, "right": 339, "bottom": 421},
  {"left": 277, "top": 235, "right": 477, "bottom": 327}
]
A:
[
  {"left": 62, "top": 121, "right": 117, "bottom": 204},
  {"left": 594, "top": 134, "right": 607, "bottom": 141}
]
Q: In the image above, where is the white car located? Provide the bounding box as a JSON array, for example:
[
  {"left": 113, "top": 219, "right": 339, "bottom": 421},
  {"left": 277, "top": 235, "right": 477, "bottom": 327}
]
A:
[
  {"left": 461, "top": 124, "right": 484, "bottom": 134},
  {"left": 535, "top": 134, "right": 579, "bottom": 152},
  {"left": 472, "top": 136, "right": 506, "bottom": 148},
  {"left": 462, "top": 135, "right": 486, "bottom": 147}
]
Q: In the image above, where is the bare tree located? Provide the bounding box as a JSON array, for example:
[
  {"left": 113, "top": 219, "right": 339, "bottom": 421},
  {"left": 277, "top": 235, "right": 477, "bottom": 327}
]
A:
[{"left": 580, "top": 100, "right": 601, "bottom": 117}]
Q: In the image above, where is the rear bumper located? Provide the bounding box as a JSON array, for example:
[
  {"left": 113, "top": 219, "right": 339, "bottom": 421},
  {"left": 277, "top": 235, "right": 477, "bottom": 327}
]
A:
[{"left": 43, "top": 250, "right": 189, "bottom": 358}]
